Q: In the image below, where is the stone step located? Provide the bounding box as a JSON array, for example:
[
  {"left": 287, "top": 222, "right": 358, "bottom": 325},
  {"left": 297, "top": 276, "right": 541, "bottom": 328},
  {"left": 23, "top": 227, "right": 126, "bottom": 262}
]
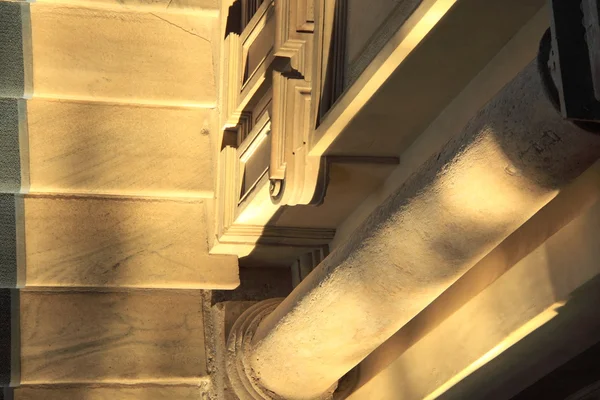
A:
[
  {"left": 0, "top": 194, "right": 239, "bottom": 289},
  {"left": 29, "top": 3, "right": 217, "bottom": 106},
  {"left": 19, "top": 290, "right": 208, "bottom": 384},
  {"left": 13, "top": 385, "right": 207, "bottom": 400},
  {"left": 0, "top": 98, "right": 216, "bottom": 197}
]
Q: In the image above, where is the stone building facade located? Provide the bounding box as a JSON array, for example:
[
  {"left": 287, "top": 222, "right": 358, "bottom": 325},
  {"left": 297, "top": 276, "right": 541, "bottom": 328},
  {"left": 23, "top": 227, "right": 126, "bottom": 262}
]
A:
[{"left": 1, "top": 0, "right": 599, "bottom": 399}]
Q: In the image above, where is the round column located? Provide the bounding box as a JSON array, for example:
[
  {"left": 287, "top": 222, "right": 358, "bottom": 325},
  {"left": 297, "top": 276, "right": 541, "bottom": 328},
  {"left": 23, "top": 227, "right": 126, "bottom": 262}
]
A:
[{"left": 228, "top": 44, "right": 600, "bottom": 400}]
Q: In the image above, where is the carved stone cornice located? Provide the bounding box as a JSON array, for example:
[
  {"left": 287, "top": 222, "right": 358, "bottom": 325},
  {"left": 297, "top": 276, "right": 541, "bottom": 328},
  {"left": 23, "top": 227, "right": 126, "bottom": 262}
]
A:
[
  {"left": 269, "top": 67, "right": 322, "bottom": 205},
  {"left": 275, "top": 0, "right": 315, "bottom": 79},
  {"left": 213, "top": 113, "right": 334, "bottom": 258},
  {"left": 219, "top": 0, "right": 347, "bottom": 208},
  {"left": 214, "top": 0, "right": 350, "bottom": 258},
  {"left": 221, "top": 0, "right": 276, "bottom": 130},
  {"left": 268, "top": 0, "right": 347, "bottom": 205}
]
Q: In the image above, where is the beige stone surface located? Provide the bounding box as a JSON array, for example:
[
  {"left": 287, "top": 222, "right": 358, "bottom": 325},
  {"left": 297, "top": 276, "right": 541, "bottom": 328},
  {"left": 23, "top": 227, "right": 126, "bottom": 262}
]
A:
[
  {"left": 35, "top": 0, "right": 218, "bottom": 14},
  {"left": 332, "top": 6, "right": 549, "bottom": 249},
  {"left": 244, "top": 62, "right": 600, "bottom": 399},
  {"left": 348, "top": 163, "right": 600, "bottom": 400},
  {"left": 30, "top": 4, "right": 216, "bottom": 106},
  {"left": 275, "top": 162, "right": 399, "bottom": 228},
  {"left": 26, "top": 99, "right": 215, "bottom": 198},
  {"left": 20, "top": 290, "right": 207, "bottom": 383},
  {"left": 14, "top": 385, "right": 207, "bottom": 400},
  {"left": 22, "top": 196, "right": 238, "bottom": 289},
  {"left": 314, "top": 0, "right": 544, "bottom": 158},
  {"left": 346, "top": 0, "right": 415, "bottom": 64},
  {"left": 211, "top": 301, "right": 256, "bottom": 400}
]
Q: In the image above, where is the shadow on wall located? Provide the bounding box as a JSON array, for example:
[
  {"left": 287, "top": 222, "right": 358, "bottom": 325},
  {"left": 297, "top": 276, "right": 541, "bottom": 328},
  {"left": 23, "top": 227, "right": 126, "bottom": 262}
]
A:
[
  {"left": 441, "top": 275, "right": 600, "bottom": 400},
  {"left": 18, "top": 97, "right": 137, "bottom": 380},
  {"left": 224, "top": 0, "right": 242, "bottom": 39},
  {"left": 351, "top": 55, "right": 600, "bottom": 391},
  {"left": 353, "top": 159, "right": 600, "bottom": 397},
  {"left": 0, "top": 2, "right": 28, "bottom": 99},
  {"left": 216, "top": 2, "right": 600, "bottom": 398},
  {"left": 508, "top": 326, "right": 600, "bottom": 400},
  {"left": 0, "top": 290, "right": 12, "bottom": 386},
  {"left": 211, "top": 266, "right": 293, "bottom": 305}
]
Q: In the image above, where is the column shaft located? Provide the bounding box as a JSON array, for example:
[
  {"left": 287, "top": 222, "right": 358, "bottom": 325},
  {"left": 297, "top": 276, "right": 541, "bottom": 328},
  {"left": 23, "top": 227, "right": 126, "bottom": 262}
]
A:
[{"left": 246, "top": 60, "right": 600, "bottom": 399}]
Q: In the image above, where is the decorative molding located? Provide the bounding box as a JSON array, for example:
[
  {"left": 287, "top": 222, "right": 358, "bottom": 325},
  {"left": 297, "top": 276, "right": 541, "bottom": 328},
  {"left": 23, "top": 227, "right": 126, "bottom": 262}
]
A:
[
  {"left": 329, "top": 1, "right": 348, "bottom": 104},
  {"left": 296, "top": 1, "right": 315, "bottom": 33},
  {"left": 241, "top": 0, "right": 265, "bottom": 31},
  {"left": 222, "top": 33, "right": 242, "bottom": 129},
  {"left": 268, "top": 0, "right": 347, "bottom": 206},
  {"left": 221, "top": 225, "right": 335, "bottom": 246},
  {"left": 224, "top": 89, "right": 271, "bottom": 149},
  {"left": 269, "top": 70, "right": 291, "bottom": 181},
  {"left": 345, "top": 0, "right": 422, "bottom": 89},
  {"left": 311, "top": 0, "right": 347, "bottom": 127},
  {"left": 236, "top": 112, "right": 254, "bottom": 146},
  {"left": 240, "top": 1, "right": 276, "bottom": 108},
  {"left": 216, "top": 146, "right": 239, "bottom": 239},
  {"left": 270, "top": 69, "right": 324, "bottom": 205},
  {"left": 214, "top": 115, "right": 333, "bottom": 256},
  {"left": 291, "top": 247, "right": 328, "bottom": 288},
  {"left": 237, "top": 112, "right": 271, "bottom": 203},
  {"left": 275, "top": 0, "right": 315, "bottom": 78},
  {"left": 219, "top": 0, "right": 349, "bottom": 211},
  {"left": 221, "top": 0, "right": 275, "bottom": 130},
  {"left": 226, "top": 296, "right": 356, "bottom": 400}
]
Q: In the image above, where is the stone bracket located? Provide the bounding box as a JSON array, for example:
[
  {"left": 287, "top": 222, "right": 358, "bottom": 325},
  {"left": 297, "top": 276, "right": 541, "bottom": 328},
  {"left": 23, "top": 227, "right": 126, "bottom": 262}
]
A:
[{"left": 219, "top": 0, "right": 348, "bottom": 207}]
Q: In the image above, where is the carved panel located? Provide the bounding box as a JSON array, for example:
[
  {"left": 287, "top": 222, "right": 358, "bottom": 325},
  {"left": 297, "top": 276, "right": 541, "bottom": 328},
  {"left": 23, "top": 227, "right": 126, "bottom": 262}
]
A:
[
  {"left": 311, "top": 0, "right": 347, "bottom": 126},
  {"left": 297, "top": 1, "right": 315, "bottom": 32},
  {"left": 217, "top": 112, "right": 272, "bottom": 239},
  {"left": 222, "top": 0, "right": 276, "bottom": 129},
  {"left": 267, "top": 0, "right": 347, "bottom": 205},
  {"left": 238, "top": 112, "right": 272, "bottom": 202},
  {"left": 270, "top": 70, "right": 295, "bottom": 181},
  {"left": 214, "top": 0, "right": 352, "bottom": 258},
  {"left": 270, "top": 69, "right": 320, "bottom": 205},
  {"left": 216, "top": 145, "right": 239, "bottom": 238},
  {"left": 219, "top": 225, "right": 334, "bottom": 247},
  {"left": 219, "top": 0, "right": 348, "bottom": 211},
  {"left": 231, "top": 85, "right": 272, "bottom": 149},
  {"left": 214, "top": 113, "right": 334, "bottom": 257},
  {"left": 222, "top": 32, "right": 242, "bottom": 129},
  {"left": 241, "top": 4, "right": 276, "bottom": 90},
  {"left": 235, "top": 112, "right": 253, "bottom": 146}
]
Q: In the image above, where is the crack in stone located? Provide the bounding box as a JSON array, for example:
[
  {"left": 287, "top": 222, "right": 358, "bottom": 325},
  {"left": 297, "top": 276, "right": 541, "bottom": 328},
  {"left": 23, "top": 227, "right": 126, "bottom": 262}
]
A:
[{"left": 150, "top": 13, "right": 211, "bottom": 43}]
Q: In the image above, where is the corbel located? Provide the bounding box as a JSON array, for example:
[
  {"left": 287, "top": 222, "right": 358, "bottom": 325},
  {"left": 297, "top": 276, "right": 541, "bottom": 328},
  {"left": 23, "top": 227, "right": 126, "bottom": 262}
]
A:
[{"left": 275, "top": 0, "right": 315, "bottom": 79}]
